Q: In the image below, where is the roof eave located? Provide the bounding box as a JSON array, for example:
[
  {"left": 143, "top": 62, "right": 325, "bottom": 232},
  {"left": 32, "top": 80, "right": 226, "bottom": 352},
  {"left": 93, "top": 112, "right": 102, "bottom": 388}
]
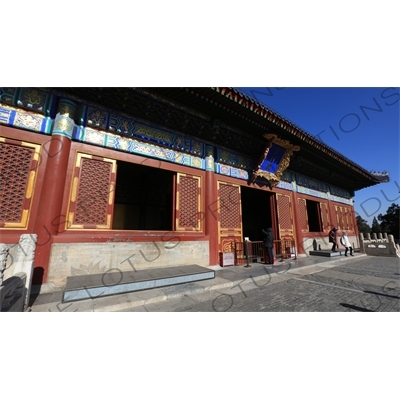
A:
[{"left": 211, "top": 87, "right": 390, "bottom": 186}]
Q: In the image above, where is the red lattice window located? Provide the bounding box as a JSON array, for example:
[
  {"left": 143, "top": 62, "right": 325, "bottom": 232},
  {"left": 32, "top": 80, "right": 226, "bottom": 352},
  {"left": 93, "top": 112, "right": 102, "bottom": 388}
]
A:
[
  {"left": 335, "top": 206, "right": 343, "bottom": 231},
  {"left": 67, "top": 153, "right": 116, "bottom": 229},
  {"left": 176, "top": 174, "right": 201, "bottom": 230},
  {"left": 341, "top": 207, "right": 348, "bottom": 231},
  {"left": 348, "top": 208, "right": 355, "bottom": 231},
  {"left": 342, "top": 207, "right": 353, "bottom": 231},
  {"left": 75, "top": 159, "right": 111, "bottom": 224},
  {"left": 219, "top": 184, "right": 241, "bottom": 229},
  {"left": 277, "top": 195, "right": 291, "bottom": 230},
  {"left": 320, "top": 202, "right": 330, "bottom": 232},
  {"left": 337, "top": 206, "right": 352, "bottom": 231},
  {"left": 349, "top": 208, "right": 354, "bottom": 231},
  {"left": 297, "top": 197, "right": 309, "bottom": 232},
  {"left": 0, "top": 140, "right": 39, "bottom": 228},
  {"left": 277, "top": 194, "right": 294, "bottom": 237}
]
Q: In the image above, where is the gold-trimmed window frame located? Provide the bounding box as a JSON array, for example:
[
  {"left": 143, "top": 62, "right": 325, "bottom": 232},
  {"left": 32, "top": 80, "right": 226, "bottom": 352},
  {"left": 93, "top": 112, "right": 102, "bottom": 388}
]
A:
[
  {"left": 175, "top": 172, "right": 202, "bottom": 232},
  {"left": 0, "top": 137, "right": 41, "bottom": 229},
  {"left": 66, "top": 152, "right": 117, "bottom": 230}
]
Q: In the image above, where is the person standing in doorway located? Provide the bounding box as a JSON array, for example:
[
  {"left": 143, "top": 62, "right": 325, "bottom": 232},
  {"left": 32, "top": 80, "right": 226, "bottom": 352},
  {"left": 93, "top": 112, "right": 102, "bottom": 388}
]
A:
[
  {"left": 262, "top": 227, "right": 274, "bottom": 265},
  {"left": 340, "top": 231, "right": 354, "bottom": 256},
  {"left": 329, "top": 227, "right": 339, "bottom": 251}
]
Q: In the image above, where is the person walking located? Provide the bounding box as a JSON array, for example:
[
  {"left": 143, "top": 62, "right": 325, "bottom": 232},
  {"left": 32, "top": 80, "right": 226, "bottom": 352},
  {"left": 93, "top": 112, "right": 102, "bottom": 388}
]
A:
[
  {"left": 340, "top": 231, "right": 353, "bottom": 256},
  {"left": 329, "top": 227, "right": 338, "bottom": 251},
  {"left": 262, "top": 227, "right": 274, "bottom": 265}
]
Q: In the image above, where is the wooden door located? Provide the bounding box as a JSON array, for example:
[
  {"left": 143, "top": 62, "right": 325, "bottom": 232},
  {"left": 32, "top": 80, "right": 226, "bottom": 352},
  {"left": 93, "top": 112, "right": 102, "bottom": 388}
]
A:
[{"left": 217, "top": 181, "right": 243, "bottom": 253}]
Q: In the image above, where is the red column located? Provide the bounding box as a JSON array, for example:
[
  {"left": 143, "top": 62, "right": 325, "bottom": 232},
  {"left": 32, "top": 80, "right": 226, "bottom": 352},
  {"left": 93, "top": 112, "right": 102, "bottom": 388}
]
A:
[
  {"left": 291, "top": 191, "right": 304, "bottom": 255},
  {"left": 204, "top": 154, "right": 219, "bottom": 266},
  {"left": 33, "top": 101, "right": 77, "bottom": 284},
  {"left": 350, "top": 202, "right": 360, "bottom": 248}
]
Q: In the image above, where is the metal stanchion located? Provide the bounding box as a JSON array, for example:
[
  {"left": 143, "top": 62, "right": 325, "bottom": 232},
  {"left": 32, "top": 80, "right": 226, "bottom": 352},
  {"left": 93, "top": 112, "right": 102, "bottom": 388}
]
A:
[
  {"left": 244, "top": 240, "right": 251, "bottom": 268},
  {"left": 293, "top": 240, "right": 298, "bottom": 260}
]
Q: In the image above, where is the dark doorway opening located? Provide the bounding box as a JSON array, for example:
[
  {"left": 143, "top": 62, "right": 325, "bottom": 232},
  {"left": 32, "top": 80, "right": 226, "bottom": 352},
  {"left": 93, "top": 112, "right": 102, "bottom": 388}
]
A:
[
  {"left": 241, "top": 186, "right": 273, "bottom": 241},
  {"left": 306, "top": 199, "right": 322, "bottom": 232},
  {"left": 112, "top": 160, "right": 174, "bottom": 230}
]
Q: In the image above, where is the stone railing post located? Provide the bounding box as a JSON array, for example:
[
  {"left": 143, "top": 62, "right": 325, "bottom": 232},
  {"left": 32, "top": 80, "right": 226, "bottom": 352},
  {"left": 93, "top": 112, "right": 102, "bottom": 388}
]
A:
[
  {"left": 365, "top": 233, "right": 371, "bottom": 241},
  {"left": 0, "top": 244, "right": 9, "bottom": 286},
  {"left": 371, "top": 233, "right": 377, "bottom": 241},
  {"left": 13, "top": 234, "right": 37, "bottom": 310},
  {"left": 359, "top": 233, "right": 365, "bottom": 253},
  {"left": 387, "top": 235, "right": 400, "bottom": 258},
  {"left": 383, "top": 232, "right": 388, "bottom": 240}
]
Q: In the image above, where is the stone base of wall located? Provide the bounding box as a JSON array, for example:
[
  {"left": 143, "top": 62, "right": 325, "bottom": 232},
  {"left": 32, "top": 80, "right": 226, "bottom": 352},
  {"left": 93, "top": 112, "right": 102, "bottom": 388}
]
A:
[
  {"left": 302, "top": 236, "right": 358, "bottom": 254},
  {"left": 47, "top": 240, "right": 210, "bottom": 290}
]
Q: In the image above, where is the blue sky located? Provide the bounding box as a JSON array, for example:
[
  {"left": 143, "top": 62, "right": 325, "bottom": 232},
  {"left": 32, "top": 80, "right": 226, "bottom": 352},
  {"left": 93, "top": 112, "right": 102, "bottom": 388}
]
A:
[{"left": 238, "top": 87, "right": 400, "bottom": 225}]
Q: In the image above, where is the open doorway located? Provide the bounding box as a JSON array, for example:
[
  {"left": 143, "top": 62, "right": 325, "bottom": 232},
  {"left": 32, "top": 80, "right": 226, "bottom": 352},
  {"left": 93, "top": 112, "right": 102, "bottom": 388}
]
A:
[
  {"left": 112, "top": 160, "right": 174, "bottom": 230},
  {"left": 241, "top": 186, "right": 274, "bottom": 242}
]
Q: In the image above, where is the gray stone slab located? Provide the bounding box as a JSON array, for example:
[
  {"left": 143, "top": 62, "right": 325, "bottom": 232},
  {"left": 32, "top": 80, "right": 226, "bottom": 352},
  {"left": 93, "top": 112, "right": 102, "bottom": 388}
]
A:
[
  {"left": 288, "top": 266, "right": 328, "bottom": 276},
  {"left": 92, "top": 293, "right": 145, "bottom": 312},
  {"left": 29, "top": 290, "right": 63, "bottom": 306},
  {"left": 161, "top": 282, "right": 204, "bottom": 298},
  {"left": 64, "top": 265, "right": 214, "bottom": 290},
  {"left": 119, "top": 305, "right": 148, "bottom": 312},
  {"left": 127, "top": 288, "right": 167, "bottom": 300},
  {"left": 309, "top": 250, "right": 345, "bottom": 257},
  {"left": 34, "top": 297, "right": 94, "bottom": 312},
  {"left": 194, "top": 276, "right": 233, "bottom": 290},
  {"left": 142, "top": 295, "right": 200, "bottom": 312},
  {"left": 63, "top": 268, "right": 215, "bottom": 303}
]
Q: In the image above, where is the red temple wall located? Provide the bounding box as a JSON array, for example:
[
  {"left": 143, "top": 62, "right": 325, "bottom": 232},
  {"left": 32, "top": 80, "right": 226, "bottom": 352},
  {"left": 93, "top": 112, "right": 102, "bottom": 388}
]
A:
[{"left": 1, "top": 122, "right": 360, "bottom": 287}]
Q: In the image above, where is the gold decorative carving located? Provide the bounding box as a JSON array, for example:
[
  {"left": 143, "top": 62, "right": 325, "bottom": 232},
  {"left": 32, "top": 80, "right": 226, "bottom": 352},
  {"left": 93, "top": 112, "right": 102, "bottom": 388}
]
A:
[
  {"left": 0, "top": 104, "right": 14, "bottom": 111},
  {"left": 136, "top": 124, "right": 173, "bottom": 144},
  {"left": 108, "top": 182, "right": 115, "bottom": 205},
  {"left": 26, "top": 171, "right": 36, "bottom": 199},
  {"left": 22, "top": 89, "right": 45, "bottom": 107},
  {"left": 15, "top": 113, "right": 42, "bottom": 130},
  {"left": 263, "top": 134, "right": 300, "bottom": 155},
  {"left": 88, "top": 109, "right": 107, "bottom": 126},
  {"left": 54, "top": 116, "right": 73, "bottom": 133},
  {"left": 192, "top": 158, "right": 202, "bottom": 168},
  {"left": 120, "top": 119, "right": 130, "bottom": 132},
  {"left": 206, "top": 156, "right": 214, "bottom": 170},
  {"left": 71, "top": 177, "right": 79, "bottom": 202},
  {"left": 58, "top": 104, "right": 76, "bottom": 119},
  {"left": 251, "top": 134, "right": 299, "bottom": 188}
]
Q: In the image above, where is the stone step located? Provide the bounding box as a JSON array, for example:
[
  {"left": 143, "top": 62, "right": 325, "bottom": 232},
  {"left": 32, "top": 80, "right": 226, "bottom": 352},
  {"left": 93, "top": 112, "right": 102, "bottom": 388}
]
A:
[
  {"left": 62, "top": 264, "right": 215, "bottom": 303},
  {"left": 309, "top": 249, "right": 359, "bottom": 257}
]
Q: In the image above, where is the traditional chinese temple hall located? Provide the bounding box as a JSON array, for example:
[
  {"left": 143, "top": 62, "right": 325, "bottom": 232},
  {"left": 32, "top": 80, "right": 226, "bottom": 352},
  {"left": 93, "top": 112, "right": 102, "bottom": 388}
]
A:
[{"left": 0, "top": 87, "right": 389, "bottom": 293}]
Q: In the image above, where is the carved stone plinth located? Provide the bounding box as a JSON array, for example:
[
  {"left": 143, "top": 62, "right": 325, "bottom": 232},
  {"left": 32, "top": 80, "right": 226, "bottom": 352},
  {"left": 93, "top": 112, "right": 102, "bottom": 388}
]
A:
[
  {"left": 0, "top": 244, "right": 10, "bottom": 286},
  {"left": 13, "top": 234, "right": 38, "bottom": 310}
]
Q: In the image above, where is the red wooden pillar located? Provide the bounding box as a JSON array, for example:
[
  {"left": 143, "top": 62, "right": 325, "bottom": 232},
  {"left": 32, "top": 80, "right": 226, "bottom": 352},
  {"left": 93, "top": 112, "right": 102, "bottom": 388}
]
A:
[
  {"left": 204, "top": 151, "right": 218, "bottom": 266},
  {"left": 350, "top": 202, "right": 360, "bottom": 247},
  {"left": 33, "top": 100, "right": 77, "bottom": 284},
  {"left": 291, "top": 191, "right": 304, "bottom": 255}
]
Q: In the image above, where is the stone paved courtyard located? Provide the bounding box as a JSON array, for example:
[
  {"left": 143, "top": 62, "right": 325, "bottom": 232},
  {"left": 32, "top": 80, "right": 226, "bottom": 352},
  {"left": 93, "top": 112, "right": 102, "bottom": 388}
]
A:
[{"left": 123, "top": 256, "right": 400, "bottom": 312}]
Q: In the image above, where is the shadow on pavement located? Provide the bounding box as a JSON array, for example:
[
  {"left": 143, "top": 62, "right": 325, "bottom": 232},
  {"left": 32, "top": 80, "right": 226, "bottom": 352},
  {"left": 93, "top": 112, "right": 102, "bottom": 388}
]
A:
[
  {"left": 340, "top": 303, "right": 374, "bottom": 312},
  {"left": 363, "top": 290, "right": 400, "bottom": 300}
]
